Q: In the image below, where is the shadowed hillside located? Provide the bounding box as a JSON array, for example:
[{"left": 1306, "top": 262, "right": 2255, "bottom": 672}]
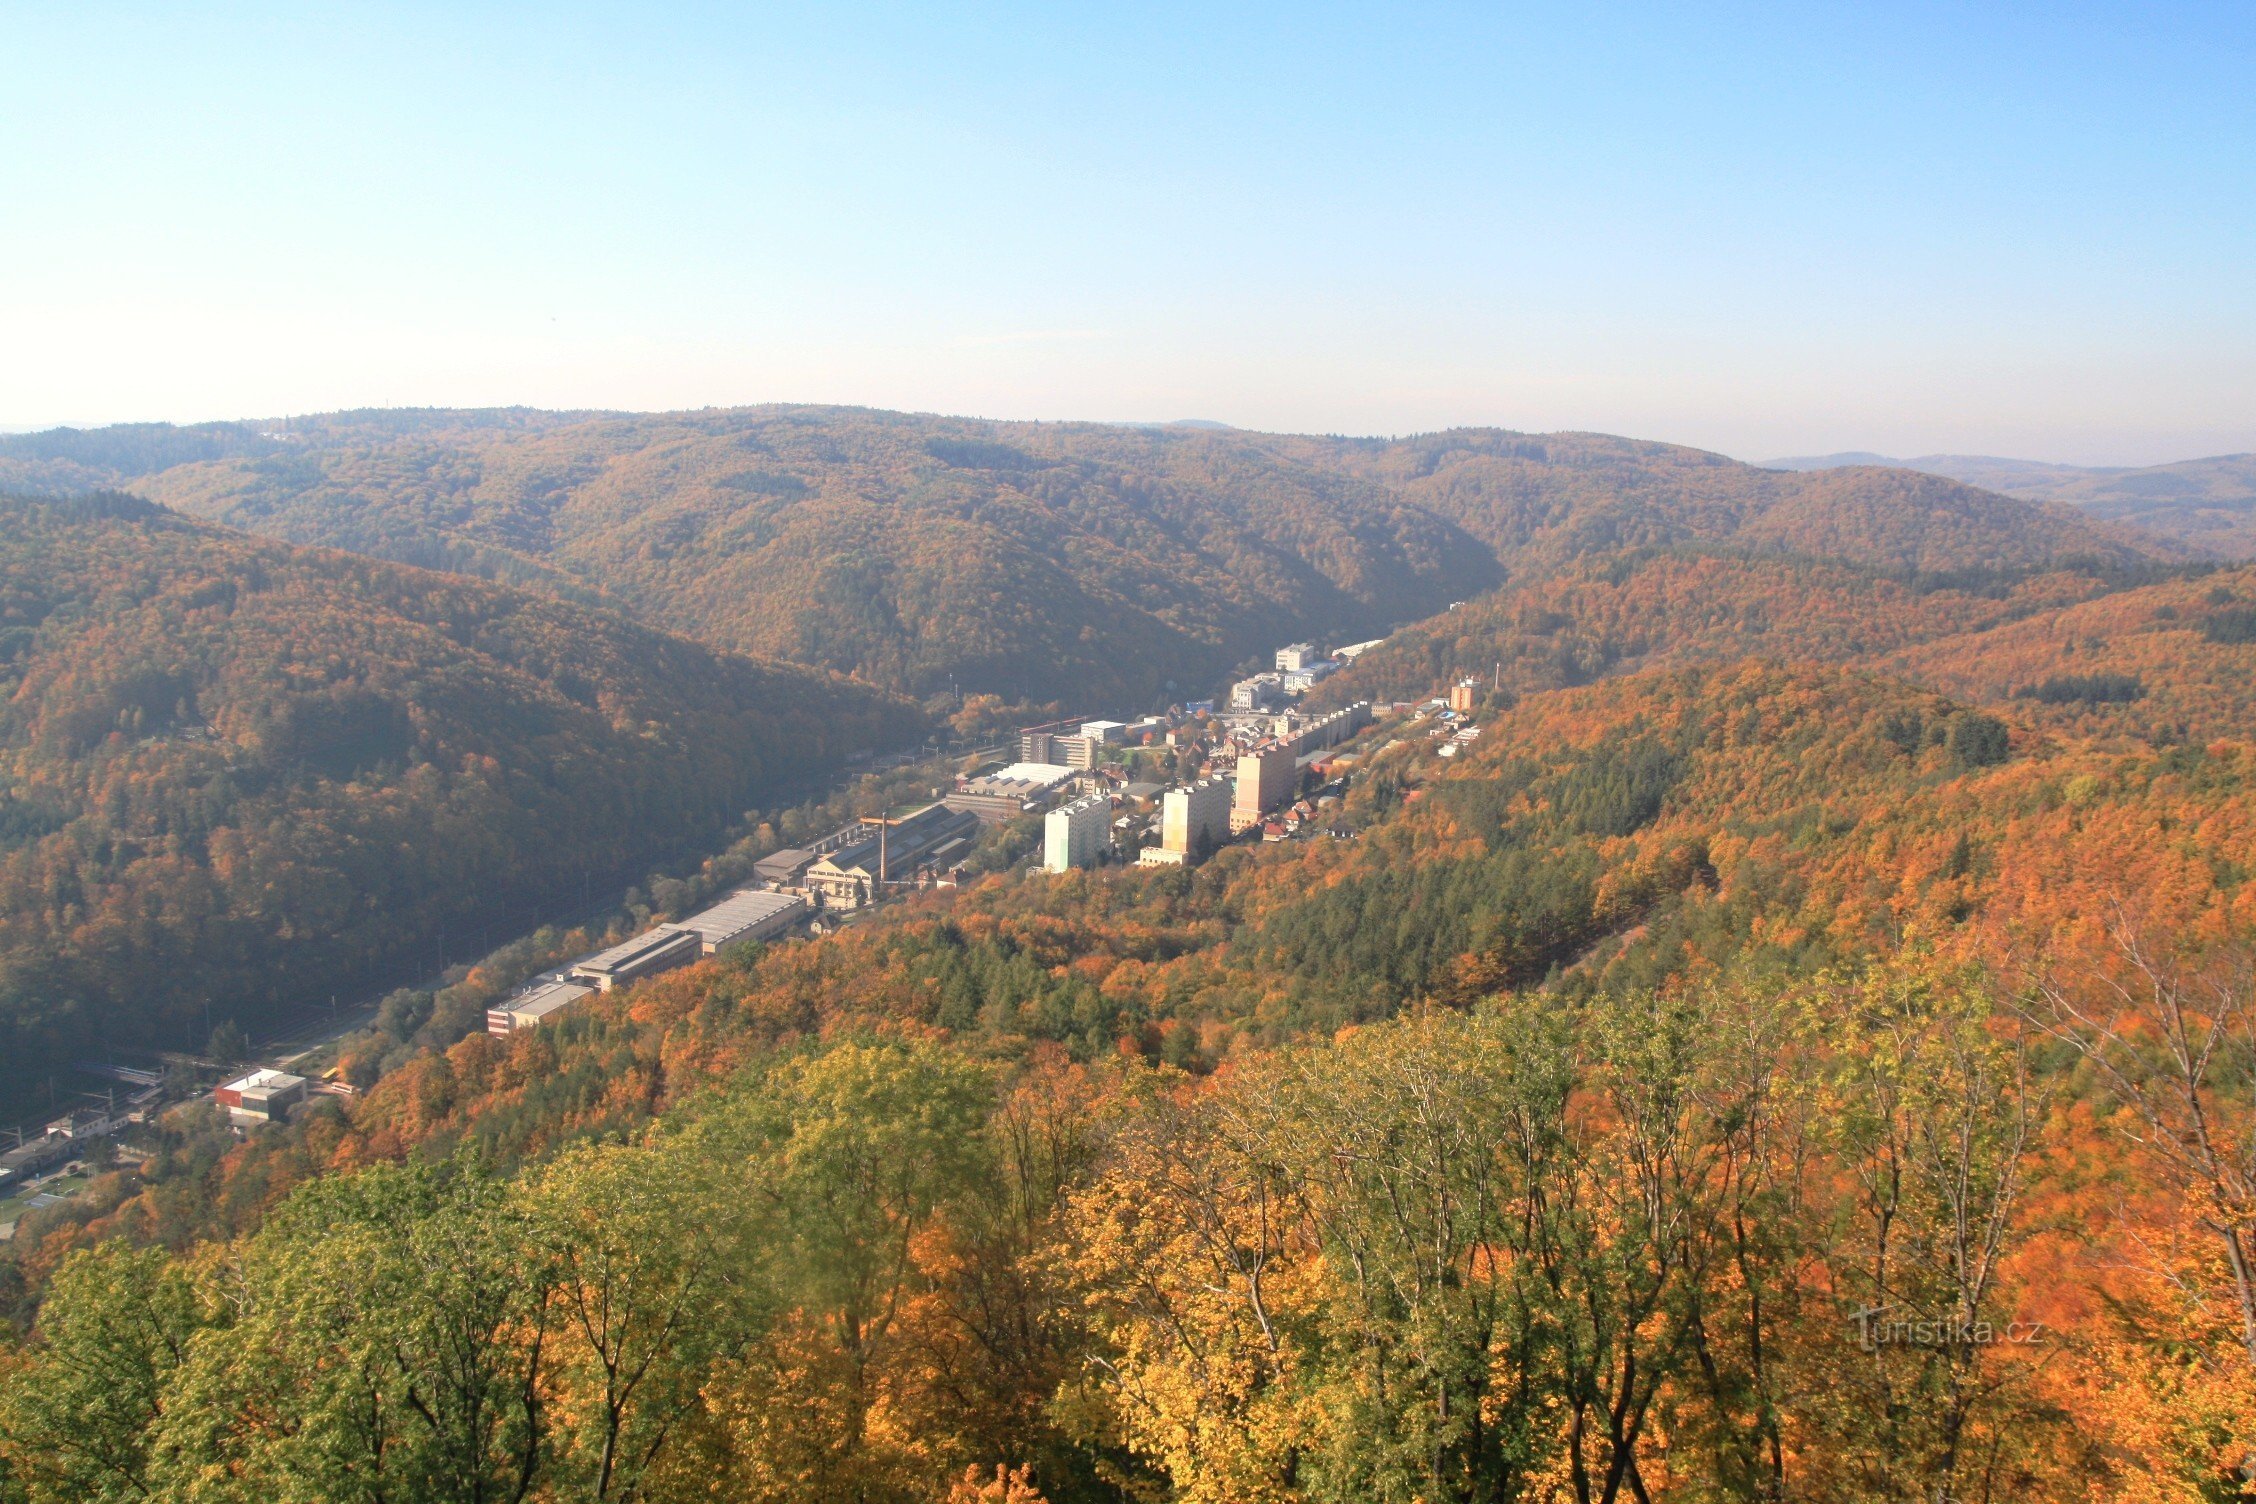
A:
[{"left": 0, "top": 492, "right": 922, "bottom": 1116}]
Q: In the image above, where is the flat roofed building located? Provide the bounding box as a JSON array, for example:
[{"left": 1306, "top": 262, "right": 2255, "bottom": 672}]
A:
[
  {"left": 1233, "top": 743, "right": 1299, "bottom": 830},
  {"left": 985, "top": 761, "right": 1080, "bottom": 790},
  {"left": 570, "top": 926, "right": 704, "bottom": 991},
  {"left": 487, "top": 979, "right": 595, "bottom": 1037},
  {"left": 1017, "top": 730, "right": 1055, "bottom": 763},
  {"left": 1051, "top": 735, "right": 1097, "bottom": 769},
  {"left": 1044, "top": 793, "right": 1112, "bottom": 872},
  {"left": 678, "top": 889, "right": 810, "bottom": 952},
  {"left": 215, "top": 1069, "right": 307, "bottom": 1124},
  {"left": 945, "top": 761, "right": 1080, "bottom": 824},
  {"left": 1079, "top": 719, "right": 1127, "bottom": 744},
  {"left": 1135, "top": 845, "right": 1190, "bottom": 866},
  {"left": 1276, "top": 643, "right": 1319, "bottom": 672},
  {"left": 1289, "top": 701, "right": 1373, "bottom": 758},
  {"left": 1231, "top": 674, "right": 1289, "bottom": 713},
  {"left": 45, "top": 1107, "right": 115, "bottom": 1139},
  {"left": 942, "top": 788, "right": 1027, "bottom": 825},
  {"left": 1160, "top": 777, "right": 1232, "bottom": 860}
]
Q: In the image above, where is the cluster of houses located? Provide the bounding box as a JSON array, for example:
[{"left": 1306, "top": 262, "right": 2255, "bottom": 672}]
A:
[
  {"left": 1024, "top": 698, "right": 1378, "bottom": 872},
  {"left": 0, "top": 1103, "right": 124, "bottom": 1198},
  {"left": 1428, "top": 678, "right": 1486, "bottom": 757},
  {"left": 1228, "top": 640, "right": 1379, "bottom": 713}
]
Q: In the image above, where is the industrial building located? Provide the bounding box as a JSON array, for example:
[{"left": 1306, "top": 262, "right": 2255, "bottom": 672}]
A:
[
  {"left": 802, "top": 802, "right": 981, "bottom": 910},
  {"left": 1050, "top": 735, "right": 1098, "bottom": 769},
  {"left": 559, "top": 889, "right": 808, "bottom": 1007},
  {"left": 1276, "top": 643, "right": 1320, "bottom": 672},
  {"left": 571, "top": 926, "right": 704, "bottom": 991},
  {"left": 1044, "top": 793, "right": 1113, "bottom": 872},
  {"left": 1233, "top": 743, "right": 1301, "bottom": 831},
  {"left": 488, "top": 979, "right": 594, "bottom": 1037},
  {"left": 1016, "top": 717, "right": 1089, "bottom": 764},
  {"left": 676, "top": 888, "right": 810, "bottom": 952},
  {"left": 1079, "top": 719, "right": 1126, "bottom": 744},
  {"left": 945, "top": 761, "right": 1080, "bottom": 824},
  {"left": 215, "top": 1069, "right": 307, "bottom": 1125},
  {"left": 753, "top": 847, "right": 818, "bottom": 888},
  {"left": 1448, "top": 679, "right": 1479, "bottom": 713}
]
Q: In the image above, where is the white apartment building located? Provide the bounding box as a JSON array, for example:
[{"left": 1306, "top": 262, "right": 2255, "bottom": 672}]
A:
[{"left": 1044, "top": 793, "right": 1113, "bottom": 872}]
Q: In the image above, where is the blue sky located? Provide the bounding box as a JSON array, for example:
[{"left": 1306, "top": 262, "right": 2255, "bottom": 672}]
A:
[{"left": 2, "top": 3, "right": 2250, "bottom": 463}]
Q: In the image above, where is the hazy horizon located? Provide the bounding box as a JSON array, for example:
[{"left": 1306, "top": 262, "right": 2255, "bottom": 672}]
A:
[
  {"left": 5, "top": 3, "right": 2251, "bottom": 467},
  {"left": 3, "top": 402, "right": 2252, "bottom": 476}
]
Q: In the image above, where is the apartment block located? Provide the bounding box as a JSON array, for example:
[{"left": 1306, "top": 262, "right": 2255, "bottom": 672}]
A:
[{"left": 1044, "top": 793, "right": 1113, "bottom": 872}]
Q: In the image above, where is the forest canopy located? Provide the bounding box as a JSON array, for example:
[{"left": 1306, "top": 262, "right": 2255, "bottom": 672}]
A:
[
  {"left": 0, "top": 406, "right": 2174, "bottom": 707},
  {"left": 0, "top": 492, "right": 921, "bottom": 1116}
]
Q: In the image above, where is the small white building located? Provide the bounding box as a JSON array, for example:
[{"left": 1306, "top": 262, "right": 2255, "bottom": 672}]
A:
[
  {"left": 215, "top": 1069, "right": 308, "bottom": 1124},
  {"left": 487, "top": 979, "right": 595, "bottom": 1037}
]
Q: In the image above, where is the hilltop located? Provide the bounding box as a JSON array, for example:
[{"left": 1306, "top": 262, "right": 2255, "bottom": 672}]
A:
[
  {"left": 0, "top": 407, "right": 2170, "bottom": 707},
  {"left": 1767, "top": 448, "right": 2256, "bottom": 558},
  {"left": 0, "top": 492, "right": 921, "bottom": 1117}
]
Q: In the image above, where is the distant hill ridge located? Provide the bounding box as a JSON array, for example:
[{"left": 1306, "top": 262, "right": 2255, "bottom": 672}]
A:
[
  {"left": 0, "top": 405, "right": 2176, "bottom": 706},
  {"left": 1764, "top": 448, "right": 2256, "bottom": 558}
]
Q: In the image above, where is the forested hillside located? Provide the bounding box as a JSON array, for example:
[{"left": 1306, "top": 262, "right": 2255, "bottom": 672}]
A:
[
  {"left": 0, "top": 407, "right": 2171, "bottom": 705},
  {"left": 1768, "top": 448, "right": 2256, "bottom": 559},
  {"left": 13, "top": 643, "right": 2256, "bottom": 1501},
  {"left": 3, "top": 413, "right": 2251, "bottom": 1504},
  {"left": 1321, "top": 543, "right": 2256, "bottom": 747},
  {"left": 1316, "top": 548, "right": 2129, "bottom": 705},
  {"left": 0, "top": 492, "right": 920, "bottom": 1115}
]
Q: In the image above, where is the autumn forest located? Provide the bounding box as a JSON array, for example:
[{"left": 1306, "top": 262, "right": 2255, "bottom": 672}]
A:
[{"left": 3, "top": 407, "right": 2256, "bottom": 1503}]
